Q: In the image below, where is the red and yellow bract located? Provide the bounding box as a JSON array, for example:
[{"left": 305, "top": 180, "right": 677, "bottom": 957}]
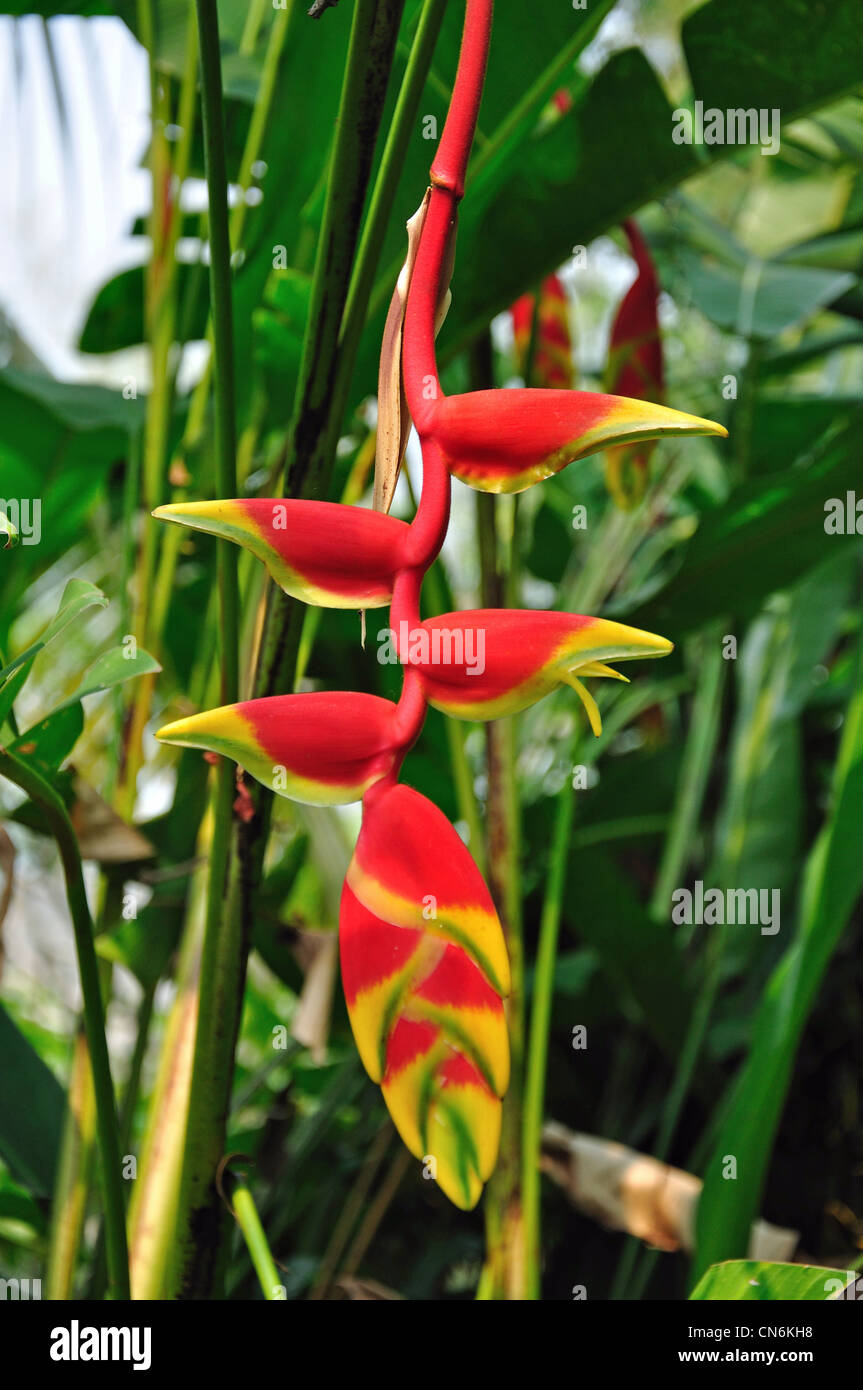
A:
[
  {"left": 157, "top": 692, "right": 402, "bottom": 805},
  {"left": 405, "top": 610, "right": 671, "bottom": 731},
  {"left": 153, "top": 498, "right": 410, "bottom": 608}
]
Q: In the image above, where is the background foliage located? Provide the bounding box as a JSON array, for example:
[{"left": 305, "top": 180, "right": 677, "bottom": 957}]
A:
[{"left": 1, "top": 0, "right": 862, "bottom": 1300}]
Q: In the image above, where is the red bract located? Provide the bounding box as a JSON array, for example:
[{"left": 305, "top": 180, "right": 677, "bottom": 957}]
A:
[
  {"left": 341, "top": 782, "right": 509, "bottom": 1209},
  {"left": 153, "top": 498, "right": 410, "bottom": 608},
  {"left": 422, "top": 387, "right": 723, "bottom": 494},
  {"left": 402, "top": 609, "right": 672, "bottom": 733},
  {"left": 157, "top": 691, "right": 402, "bottom": 804}
]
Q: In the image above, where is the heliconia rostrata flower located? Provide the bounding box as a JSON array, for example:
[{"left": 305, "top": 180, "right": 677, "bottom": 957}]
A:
[
  {"left": 604, "top": 218, "right": 665, "bottom": 508},
  {"left": 155, "top": 0, "right": 726, "bottom": 1208}
]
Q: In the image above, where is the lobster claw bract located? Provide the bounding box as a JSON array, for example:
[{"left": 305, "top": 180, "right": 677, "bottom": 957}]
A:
[
  {"left": 341, "top": 783, "right": 510, "bottom": 1209},
  {"left": 153, "top": 498, "right": 411, "bottom": 609},
  {"left": 425, "top": 388, "right": 726, "bottom": 494},
  {"left": 156, "top": 691, "right": 401, "bottom": 805},
  {"left": 405, "top": 609, "right": 672, "bottom": 734}
]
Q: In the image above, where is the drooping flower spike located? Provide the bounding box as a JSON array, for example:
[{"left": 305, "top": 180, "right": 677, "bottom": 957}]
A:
[
  {"left": 151, "top": 0, "right": 725, "bottom": 1212},
  {"left": 605, "top": 219, "right": 665, "bottom": 508},
  {"left": 400, "top": 610, "right": 672, "bottom": 734}
]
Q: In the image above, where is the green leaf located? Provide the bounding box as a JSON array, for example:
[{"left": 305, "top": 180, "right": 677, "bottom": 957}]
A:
[
  {"left": 690, "top": 1261, "right": 855, "bottom": 1301},
  {"left": 48, "top": 646, "right": 162, "bottom": 717},
  {"left": 563, "top": 846, "right": 693, "bottom": 1060},
  {"left": 0, "top": 1171, "right": 47, "bottom": 1239},
  {"left": 79, "top": 263, "right": 208, "bottom": 356},
  {"left": 0, "top": 579, "right": 108, "bottom": 687},
  {"left": 711, "top": 557, "right": 853, "bottom": 901},
  {"left": 0, "top": 366, "right": 143, "bottom": 433},
  {"left": 0, "top": 1004, "right": 65, "bottom": 1197},
  {"left": 747, "top": 395, "right": 861, "bottom": 475},
  {"left": 678, "top": 249, "right": 855, "bottom": 337},
  {"left": 694, "top": 638, "right": 863, "bottom": 1277},
  {"left": 433, "top": 0, "right": 863, "bottom": 355},
  {"left": 626, "top": 422, "right": 863, "bottom": 637},
  {"left": 9, "top": 705, "right": 84, "bottom": 773}
]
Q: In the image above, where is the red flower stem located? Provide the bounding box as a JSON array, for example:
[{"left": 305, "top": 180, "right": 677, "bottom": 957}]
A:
[
  {"left": 402, "top": 189, "right": 453, "bottom": 422},
  {"left": 404, "top": 437, "right": 451, "bottom": 570},
  {"left": 393, "top": 2, "right": 493, "bottom": 764},
  {"left": 403, "top": 0, "right": 493, "bottom": 424},
  {"left": 430, "top": 0, "right": 492, "bottom": 198}
]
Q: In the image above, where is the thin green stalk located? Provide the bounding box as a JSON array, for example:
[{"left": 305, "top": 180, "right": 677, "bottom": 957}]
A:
[
  {"left": 523, "top": 781, "right": 575, "bottom": 1300},
  {"left": 167, "top": 0, "right": 241, "bottom": 1298},
  {"left": 231, "top": 1179, "right": 281, "bottom": 1300},
  {"left": 196, "top": 0, "right": 240, "bottom": 704},
  {"left": 46, "top": 1027, "right": 97, "bottom": 1300},
  {"left": 0, "top": 750, "right": 129, "bottom": 1300},
  {"left": 335, "top": 0, "right": 447, "bottom": 395},
  {"left": 650, "top": 625, "right": 726, "bottom": 921},
  {"left": 240, "top": 0, "right": 268, "bottom": 54},
  {"left": 280, "top": 0, "right": 406, "bottom": 495},
  {"left": 472, "top": 341, "right": 525, "bottom": 1301},
  {"left": 121, "top": 11, "right": 198, "bottom": 815}
]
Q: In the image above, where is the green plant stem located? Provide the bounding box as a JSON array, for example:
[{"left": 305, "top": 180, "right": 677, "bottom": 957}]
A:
[
  {"left": 231, "top": 1179, "right": 281, "bottom": 1300},
  {"left": 196, "top": 0, "right": 240, "bottom": 705},
  {"left": 0, "top": 750, "right": 129, "bottom": 1299},
  {"left": 167, "top": 0, "right": 241, "bottom": 1299},
  {"left": 522, "top": 781, "right": 574, "bottom": 1300},
  {"left": 46, "top": 1026, "right": 97, "bottom": 1300},
  {"left": 650, "top": 624, "right": 726, "bottom": 921},
  {"left": 335, "top": 0, "right": 447, "bottom": 404},
  {"left": 471, "top": 339, "right": 525, "bottom": 1300},
  {"left": 146, "top": 3, "right": 292, "bottom": 654},
  {"left": 121, "top": 11, "right": 198, "bottom": 816}
]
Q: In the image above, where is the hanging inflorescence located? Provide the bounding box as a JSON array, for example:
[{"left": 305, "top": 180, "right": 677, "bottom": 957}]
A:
[{"left": 154, "top": 0, "right": 725, "bottom": 1209}]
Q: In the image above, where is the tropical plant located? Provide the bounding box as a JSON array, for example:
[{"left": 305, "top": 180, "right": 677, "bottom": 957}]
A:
[{"left": 2, "top": 0, "right": 863, "bottom": 1307}]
